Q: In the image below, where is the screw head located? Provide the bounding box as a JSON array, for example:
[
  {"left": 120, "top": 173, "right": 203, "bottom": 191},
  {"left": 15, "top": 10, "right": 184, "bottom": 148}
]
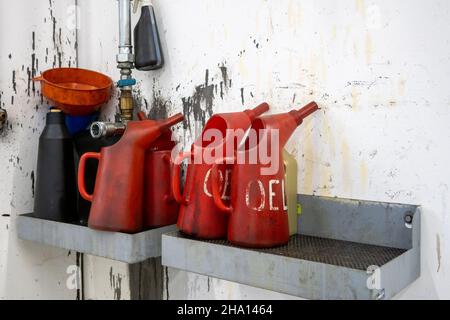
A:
[{"left": 404, "top": 214, "right": 413, "bottom": 224}]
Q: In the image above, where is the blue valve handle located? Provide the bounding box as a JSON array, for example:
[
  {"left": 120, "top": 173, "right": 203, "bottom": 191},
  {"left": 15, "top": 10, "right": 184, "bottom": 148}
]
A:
[{"left": 117, "top": 78, "right": 136, "bottom": 87}]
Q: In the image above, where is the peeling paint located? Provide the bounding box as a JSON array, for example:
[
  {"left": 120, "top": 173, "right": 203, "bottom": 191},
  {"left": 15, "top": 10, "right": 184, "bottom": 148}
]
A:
[
  {"left": 12, "top": 71, "right": 16, "bottom": 94},
  {"left": 30, "top": 170, "right": 35, "bottom": 198},
  {"left": 341, "top": 140, "right": 352, "bottom": 193},
  {"left": 149, "top": 87, "right": 170, "bottom": 120},
  {"left": 181, "top": 69, "right": 215, "bottom": 130},
  {"left": 359, "top": 160, "right": 368, "bottom": 190}
]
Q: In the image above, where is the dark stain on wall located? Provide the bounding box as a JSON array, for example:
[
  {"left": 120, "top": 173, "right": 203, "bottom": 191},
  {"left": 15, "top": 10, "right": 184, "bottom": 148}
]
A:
[
  {"left": 220, "top": 64, "right": 228, "bottom": 89},
  {"left": 75, "top": 252, "right": 82, "bottom": 300},
  {"left": 31, "top": 170, "right": 35, "bottom": 198},
  {"left": 109, "top": 267, "right": 123, "bottom": 300},
  {"left": 149, "top": 90, "right": 170, "bottom": 120},
  {"left": 165, "top": 266, "right": 170, "bottom": 300},
  {"left": 240, "top": 87, "right": 245, "bottom": 105},
  {"left": 31, "top": 53, "right": 37, "bottom": 95},
  {"left": 145, "top": 80, "right": 170, "bottom": 120},
  {"left": 12, "top": 71, "right": 16, "bottom": 94},
  {"left": 219, "top": 82, "right": 224, "bottom": 99},
  {"left": 219, "top": 63, "right": 231, "bottom": 100},
  {"left": 250, "top": 36, "right": 260, "bottom": 49},
  {"left": 48, "top": 0, "right": 64, "bottom": 69},
  {"left": 57, "top": 51, "right": 62, "bottom": 68},
  {"left": 181, "top": 69, "right": 215, "bottom": 130},
  {"left": 50, "top": 5, "right": 56, "bottom": 45}
]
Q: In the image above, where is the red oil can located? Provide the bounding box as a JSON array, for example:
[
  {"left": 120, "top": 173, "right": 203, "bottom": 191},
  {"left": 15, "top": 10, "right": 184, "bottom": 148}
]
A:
[
  {"left": 211, "top": 102, "right": 319, "bottom": 248},
  {"left": 143, "top": 150, "right": 179, "bottom": 228},
  {"left": 137, "top": 111, "right": 179, "bottom": 228},
  {"left": 78, "top": 113, "right": 184, "bottom": 233},
  {"left": 172, "top": 103, "right": 270, "bottom": 239}
]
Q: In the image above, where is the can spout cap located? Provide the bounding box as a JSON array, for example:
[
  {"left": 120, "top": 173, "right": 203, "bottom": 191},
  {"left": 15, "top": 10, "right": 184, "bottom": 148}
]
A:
[
  {"left": 159, "top": 113, "right": 185, "bottom": 130},
  {"left": 289, "top": 102, "right": 319, "bottom": 125},
  {"left": 244, "top": 102, "right": 270, "bottom": 121}
]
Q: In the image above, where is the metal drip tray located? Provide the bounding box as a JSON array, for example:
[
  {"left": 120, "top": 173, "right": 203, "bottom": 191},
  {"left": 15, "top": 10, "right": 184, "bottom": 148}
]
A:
[
  {"left": 162, "top": 195, "right": 420, "bottom": 300},
  {"left": 187, "top": 234, "right": 407, "bottom": 271},
  {"left": 17, "top": 213, "right": 176, "bottom": 263}
]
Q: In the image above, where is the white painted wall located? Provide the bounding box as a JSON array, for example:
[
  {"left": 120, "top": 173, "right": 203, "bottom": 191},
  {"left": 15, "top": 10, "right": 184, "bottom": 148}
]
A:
[
  {"left": 0, "top": 0, "right": 79, "bottom": 299},
  {"left": 78, "top": 0, "right": 450, "bottom": 300}
]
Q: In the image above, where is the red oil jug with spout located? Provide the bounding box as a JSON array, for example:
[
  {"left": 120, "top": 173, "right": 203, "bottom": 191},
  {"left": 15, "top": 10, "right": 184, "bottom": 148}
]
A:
[
  {"left": 78, "top": 113, "right": 184, "bottom": 233},
  {"left": 172, "top": 103, "right": 270, "bottom": 239},
  {"left": 211, "top": 102, "right": 319, "bottom": 248},
  {"left": 137, "top": 111, "right": 180, "bottom": 228}
]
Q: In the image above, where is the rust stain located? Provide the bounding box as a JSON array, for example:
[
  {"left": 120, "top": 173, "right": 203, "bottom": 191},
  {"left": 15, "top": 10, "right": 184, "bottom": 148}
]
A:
[
  {"left": 355, "top": 0, "right": 366, "bottom": 17},
  {"left": 389, "top": 100, "right": 398, "bottom": 108},
  {"left": 321, "top": 114, "right": 336, "bottom": 157},
  {"left": 302, "top": 132, "right": 314, "bottom": 195},
  {"left": 398, "top": 77, "right": 406, "bottom": 96},
  {"left": 359, "top": 160, "right": 368, "bottom": 190},
  {"left": 332, "top": 25, "right": 337, "bottom": 41},
  {"left": 351, "top": 85, "right": 360, "bottom": 110},
  {"left": 238, "top": 54, "right": 248, "bottom": 79},
  {"left": 320, "top": 165, "right": 332, "bottom": 197},
  {"left": 288, "top": 0, "right": 299, "bottom": 30},
  {"left": 365, "top": 31, "right": 373, "bottom": 65},
  {"left": 341, "top": 139, "right": 352, "bottom": 193},
  {"left": 319, "top": 115, "right": 334, "bottom": 196},
  {"left": 353, "top": 39, "right": 360, "bottom": 58}
]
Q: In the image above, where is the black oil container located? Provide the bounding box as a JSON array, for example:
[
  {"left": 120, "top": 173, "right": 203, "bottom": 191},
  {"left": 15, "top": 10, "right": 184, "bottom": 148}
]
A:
[
  {"left": 134, "top": 4, "right": 164, "bottom": 70},
  {"left": 33, "top": 109, "right": 77, "bottom": 222}
]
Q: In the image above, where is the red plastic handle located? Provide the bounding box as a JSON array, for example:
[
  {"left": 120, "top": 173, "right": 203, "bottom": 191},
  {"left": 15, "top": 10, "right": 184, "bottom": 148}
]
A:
[
  {"left": 78, "top": 152, "right": 100, "bottom": 202},
  {"left": 171, "top": 152, "right": 192, "bottom": 205},
  {"left": 211, "top": 157, "right": 235, "bottom": 214}
]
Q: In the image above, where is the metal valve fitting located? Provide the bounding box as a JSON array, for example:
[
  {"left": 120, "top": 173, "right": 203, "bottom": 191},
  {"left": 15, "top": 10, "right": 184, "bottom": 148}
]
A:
[{"left": 90, "top": 121, "right": 126, "bottom": 139}]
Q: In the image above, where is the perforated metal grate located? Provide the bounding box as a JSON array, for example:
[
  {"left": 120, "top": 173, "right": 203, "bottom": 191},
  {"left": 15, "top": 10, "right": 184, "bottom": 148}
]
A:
[{"left": 179, "top": 233, "right": 406, "bottom": 270}]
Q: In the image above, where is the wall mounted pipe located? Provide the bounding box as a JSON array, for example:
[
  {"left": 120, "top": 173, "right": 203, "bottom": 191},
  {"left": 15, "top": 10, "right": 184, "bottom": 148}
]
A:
[
  {"left": 116, "top": 0, "right": 135, "bottom": 122},
  {"left": 117, "top": 0, "right": 134, "bottom": 72}
]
